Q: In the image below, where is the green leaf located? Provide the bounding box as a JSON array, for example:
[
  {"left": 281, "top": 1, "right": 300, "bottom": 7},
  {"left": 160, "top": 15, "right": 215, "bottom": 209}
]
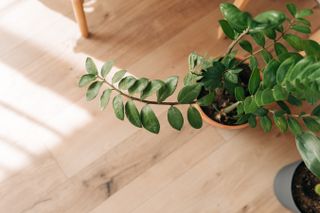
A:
[
  {"left": 274, "top": 42, "right": 288, "bottom": 57},
  {"left": 86, "top": 81, "right": 103, "bottom": 101},
  {"left": 248, "top": 68, "right": 260, "bottom": 95},
  {"left": 112, "top": 70, "right": 127, "bottom": 84},
  {"left": 224, "top": 71, "right": 238, "bottom": 84},
  {"left": 276, "top": 57, "right": 297, "bottom": 84},
  {"left": 296, "top": 9, "right": 313, "bottom": 19},
  {"left": 113, "top": 95, "right": 124, "bottom": 120},
  {"left": 296, "top": 18, "right": 311, "bottom": 27},
  {"left": 128, "top": 78, "right": 149, "bottom": 94},
  {"left": 140, "top": 80, "right": 164, "bottom": 100},
  {"left": 264, "top": 28, "right": 276, "bottom": 40},
  {"left": 303, "top": 40, "right": 320, "bottom": 59},
  {"left": 197, "top": 92, "right": 215, "bottom": 106},
  {"left": 235, "top": 87, "right": 245, "bottom": 101},
  {"left": 249, "top": 55, "right": 258, "bottom": 70},
  {"left": 286, "top": 3, "right": 297, "bottom": 17},
  {"left": 248, "top": 115, "right": 257, "bottom": 128},
  {"left": 157, "top": 76, "right": 179, "bottom": 102},
  {"left": 273, "top": 113, "right": 288, "bottom": 133},
  {"left": 101, "top": 60, "right": 113, "bottom": 78},
  {"left": 244, "top": 96, "right": 258, "bottom": 113},
  {"left": 187, "top": 106, "right": 202, "bottom": 129},
  {"left": 140, "top": 105, "right": 160, "bottom": 134},
  {"left": 288, "top": 117, "right": 302, "bottom": 135},
  {"left": 167, "top": 106, "right": 184, "bottom": 131},
  {"left": 291, "top": 25, "right": 311, "bottom": 34},
  {"left": 272, "top": 85, "right": 288, "bottom": 101},
  {"left": 295, "top": 132, "right": 320, "bottom": 178},
  {"left": 100, "top": 89, "right": 112, "bottom": 110},
  {"left": 260, "top": 115, "right": 272, "bottom": 132},
  {"left": 255, "top": 107, "right": 268, "bottom": 117},
  {"left": 287, "top": 94, "right": 302, "bottom": 107},
  {"left": 85, "top": 57, "right": 98, "bottom": 75},
  {"left": 303, "top": 117, "right": 320, "bottom": 132},
  {"left": 79, "top": 74, "right": 96, "bottom": 87},
  {"left": 118, "top": 76, "right": 136, "bottom": 90},
  {"left": 261, "top": 49, "right": 273, "bottom": 64},
  {"left": 283, "top": 34, "right": 303, "bottom": 51},
  {"left": 277, "top": 101, "right": 291, "bottom": 114},
  {"left": 250, "top": 32, "right": 265, "bottom": 47},
  {"left": 218, "top": 19, "right": 235, "bottom": 40},
  {"left": 261, "top": 88, "right": 275, "bottom": 105},
  {"left": 125, "top": 100, "right": 142, "bottom": 128},
  {"left": 255, "top": 10, "right": 286, "bottom": 26},
  {"left": 312, "top": 105, "right": 320, "bottom": 116},
  {"left": 239, "top": 40, "right": 253, "bottom": 54},
  {"left": 236, "top": 114, "right": 250, "bottom": 124},
  {"left": 219, "top": 3, "right": 249, "bottom": 33},
  {"left": 177, "top": 84, "right": 202, "bottom": 104},
  {"left": 263, "top": 59, "right": 280, "bottom": 88}
]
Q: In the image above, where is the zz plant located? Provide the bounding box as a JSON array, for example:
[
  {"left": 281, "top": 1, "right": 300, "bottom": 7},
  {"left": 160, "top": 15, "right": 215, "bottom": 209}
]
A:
[{"left": 79, "top": 3, "right": 320, "bottom": 177}]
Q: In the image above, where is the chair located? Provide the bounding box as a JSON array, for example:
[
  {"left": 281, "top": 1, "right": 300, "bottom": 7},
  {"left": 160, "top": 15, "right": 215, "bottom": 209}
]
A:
[{"left": 71, "top": 0, "right": 89, "bottom": 38}]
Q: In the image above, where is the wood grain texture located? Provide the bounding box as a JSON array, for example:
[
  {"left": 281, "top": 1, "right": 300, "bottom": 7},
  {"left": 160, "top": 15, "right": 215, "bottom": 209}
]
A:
[{"left": 0, "top": 0, "right": 319, "bottom": 212}]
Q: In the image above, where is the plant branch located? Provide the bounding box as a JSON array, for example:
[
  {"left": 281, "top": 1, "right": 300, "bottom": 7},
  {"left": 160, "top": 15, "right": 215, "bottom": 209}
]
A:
[
  {"left": 226, "top": 28, "right": 249, "bottom": 56},
  {"left": 97, "top": 76, "right": 196, "bottom": 106}
]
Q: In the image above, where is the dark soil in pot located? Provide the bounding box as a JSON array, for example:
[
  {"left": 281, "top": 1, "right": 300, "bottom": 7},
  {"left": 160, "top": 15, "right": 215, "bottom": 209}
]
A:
[
  {"left": 292, "top": 162, "right": 320, "bottom": 213},
  {"left": 200, "top": 61, "right": 252, "bottom": 126}
]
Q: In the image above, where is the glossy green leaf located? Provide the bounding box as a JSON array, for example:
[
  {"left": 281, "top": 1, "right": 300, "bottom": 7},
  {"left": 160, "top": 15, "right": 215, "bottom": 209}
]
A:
[
  {"left": 283, "top": 34, "right": 303, "bottom": 51},
  {"left": 272, "top": 85, "right": 288, "bottom": 101},
  {"left": 248, "top": 68, "right": 260, "bottom": 95},
  {"left": 303, "top": 117, "right": 320, "bottom": 132},
  {"left": 255, "top": 107, "right": 268, "bottom": 117},
  {"left": 118, "top": 76, "right": 136, "bottom": 90},
  {"left": 288, "top": 94, "right": 302, "bottom": 107},
  {"left": 187, "top": 106, "right": 202, "bottom": 129},
  {"left": 167, "top": 106, "right": 184, "bottom": 131},
  {"left": 218, "top": 19, "right": 235, "bottom": 40},
  {"left": 177, "top": 84, "right": 202, "bottom": 104},
  {"left": 100, "top": 89, "right": 112, "bottom": 110},
  {"left": 140, "top": 80, "right": 164, "bottom": 100},
  {"left": 296, "top": 9, "right": 313, "bottom": 19},
  {"left": 276, "top": 57, "right": 297, "bottom": 84},
  {"left": 295, "top": 132, "right": 320, "bottom": 178},
  {"left": 261, "top": 88, "right": 275, "bottom": 105},
  {"left": 157, "top": 76, "right": 179, "bottom": 102},
  {"left": 303, "top": 40, "right": 320, "bottom": 59},
  {"left": 112, "top": 70, "right": 127, "bottom": 84},
  {"left": 248, "top": 114, "right": 257, "bottom": 128},
  {"left": 140, "top": 105, "right": 160, "bottom": 134},
  {"left": 255, "top": 10, "right": 286, "bottom": 26},
  {"left": 249, "top": 55, "right": 258, "bottom": 70},
  {"left": 86, "top": 81, "right": 103, "bottom": 101},
  {"left": 286, "top": 3, "right": 297, "bottom": 17},
  {"left": 224, "top": 71, "right": 238, "bottom": 84},
  {"left": 244, "top": 96, "right": 258, "bottom": 113},
  {"left": 288, "top": 117, "right": 302, "bottom": 135},
  {"left": 235, "top": 87, "right": 245, "bottom": 101},
  {"left": 260, "top": 115, "right": 272, "bottom": 132},
  {"left": 125, "top": 100, "right": 142, "bottom": 128},
  {"left": 261, "top": 49, "right": 273, "bottom": 64},
  {"left": 85, "top": 57, "right": 98, "bottom": 75},
  {"left": 128, "top": 78, "right": 149, "bottom": 94},
  {"left": 239, "top": 40, "right": 253, "bottom": 54},
  {"left": 291, "top": 25, "right": 311, "bottom": 34},
  {"left": 101, "top": 60, "right": 113, "bottom": 78},
  {"left": 197, "top": 92, "right": 215, "bottom": 106},
  {"left": 286, "top": 56, "right": 316, "bottom": 81},
  {"left": 251, "top": 32, "right": 265, "bottom": 47},
  {"left": 277, "top": 101, "right": 291, "bottom": 114},
  {"left": 264, "top": 28, "right": 276, "bottom": 40},
  {"left": 113, "top": 95, "right": 124, "bottom": 120},
  {"left": 263, "top": 59, "right": 280, "bottom": 88},
  {"left": 274, "top": 42, "right": 288, "bottom": 57},
  {"left": 79, "top": 74, "right": 96, "bottom": 87},
  {"left": 273, "top": 113, "right": 288, "bottom": 133},
  {"left": 219, "top": 3, "right": 249, "bottom": 33}
]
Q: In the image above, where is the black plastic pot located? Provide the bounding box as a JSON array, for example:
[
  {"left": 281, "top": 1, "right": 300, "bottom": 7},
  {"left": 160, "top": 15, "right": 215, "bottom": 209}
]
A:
[{"left": 274, "top": 161, "right": 301, "bottom": 213}]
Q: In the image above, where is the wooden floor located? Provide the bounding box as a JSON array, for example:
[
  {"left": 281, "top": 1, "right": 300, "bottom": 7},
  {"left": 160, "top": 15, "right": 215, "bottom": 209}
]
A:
[{"left": 1, "top": 0, "right": 320, "bottom": 212}]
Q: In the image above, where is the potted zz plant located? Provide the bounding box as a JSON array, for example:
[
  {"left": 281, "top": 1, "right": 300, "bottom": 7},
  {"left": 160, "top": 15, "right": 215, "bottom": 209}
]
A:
[{"left": 79, "top": 2, "right": 320, "bottom": 212}]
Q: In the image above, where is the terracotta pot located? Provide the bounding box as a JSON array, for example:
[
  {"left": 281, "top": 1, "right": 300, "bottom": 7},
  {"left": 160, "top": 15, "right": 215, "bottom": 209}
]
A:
[{"left": 194, "top": 104, "right": 248, "bottom": 130}]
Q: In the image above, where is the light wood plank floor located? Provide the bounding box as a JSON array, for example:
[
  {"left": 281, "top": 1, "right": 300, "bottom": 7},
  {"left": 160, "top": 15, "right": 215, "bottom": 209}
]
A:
[{"left": 0, "top": 0, "right": 320, "bottom": 212}]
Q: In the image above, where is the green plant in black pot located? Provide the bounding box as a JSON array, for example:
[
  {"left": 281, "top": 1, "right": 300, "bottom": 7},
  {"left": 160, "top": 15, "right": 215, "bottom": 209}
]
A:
[{"left": 79, "top": 3, "right": 320, "bottom": 179}]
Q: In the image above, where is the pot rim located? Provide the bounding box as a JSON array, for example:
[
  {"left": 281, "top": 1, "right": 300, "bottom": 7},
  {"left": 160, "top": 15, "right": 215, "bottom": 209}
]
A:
[{"left": 194, "top": 104, "right": 248, "bottom": 130}]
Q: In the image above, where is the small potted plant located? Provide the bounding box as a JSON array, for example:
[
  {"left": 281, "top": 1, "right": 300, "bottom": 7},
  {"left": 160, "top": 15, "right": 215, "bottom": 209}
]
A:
[
  {"left": 275, "top": 161, "right": 320, "bottom": 212},
  {"left": 79, "top": 2, "right": 320, "bottom": 211}
]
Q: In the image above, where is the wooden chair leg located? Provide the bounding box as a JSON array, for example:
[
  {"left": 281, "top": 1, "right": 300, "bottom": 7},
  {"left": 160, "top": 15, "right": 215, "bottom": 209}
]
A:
[
  {"left": 218, "top": 0, "right": 250, "bottom": 39},
  {"left": 71, "top": 0, "right": 89, "bottom": 38}
]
